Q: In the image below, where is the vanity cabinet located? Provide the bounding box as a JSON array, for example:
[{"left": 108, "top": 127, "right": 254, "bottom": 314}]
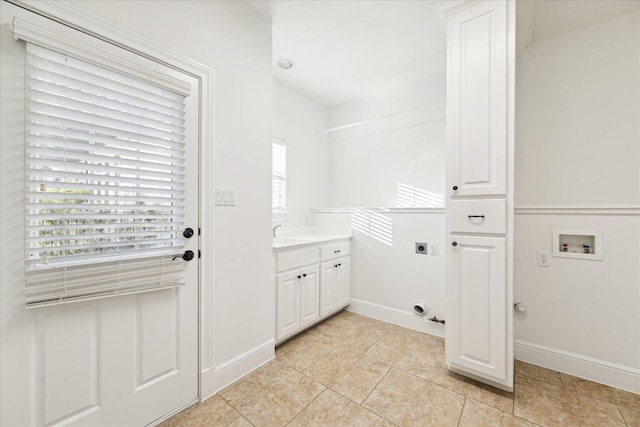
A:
[
  {"left": 441, "top": 0, "right": 514, "bottom": 391},
  {"left": 274, "top": 238, "right": 351, "bottom": 343}
]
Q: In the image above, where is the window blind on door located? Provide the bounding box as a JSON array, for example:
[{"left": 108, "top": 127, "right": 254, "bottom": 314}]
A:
[{"left": 24, "top": 43, "right": 188, "bottom": 308}]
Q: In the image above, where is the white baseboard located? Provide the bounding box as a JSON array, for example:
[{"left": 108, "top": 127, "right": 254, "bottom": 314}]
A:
[
  {"left": 515, "top": 340, "right": 640, "bottom": 394},
  {"left": 200, "top": 366, "right": 218, "bottom": 400},
  {"left": 347, "top": 298, "right": 445, "bottom": 339},
  {"left": 206, "top": 339, "right": 275, "bottom": 397}
]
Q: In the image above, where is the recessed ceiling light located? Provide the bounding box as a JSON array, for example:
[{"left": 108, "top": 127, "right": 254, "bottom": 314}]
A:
[{"left": 277, "top": 59, "right": 295, "bottom": 70}]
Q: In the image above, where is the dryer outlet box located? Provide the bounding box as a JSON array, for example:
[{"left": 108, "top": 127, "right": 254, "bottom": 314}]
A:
[{"left": 415, "top": 242, "right": 428, "bottom": 255}]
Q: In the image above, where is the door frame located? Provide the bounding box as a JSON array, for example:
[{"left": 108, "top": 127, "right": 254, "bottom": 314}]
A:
[{"left": 7, "top": 0, "right": 217, "bottom": 409}]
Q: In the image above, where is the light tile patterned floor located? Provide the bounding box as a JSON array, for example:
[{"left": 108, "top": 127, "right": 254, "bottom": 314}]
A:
[{"left": 161, "top": 311, "right": 640, "bottom": 427}]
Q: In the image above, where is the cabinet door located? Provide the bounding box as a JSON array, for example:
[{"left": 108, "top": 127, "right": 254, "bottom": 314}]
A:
[
  {"left": 448, "top": 0, "right": 507, "bottom": 197},
  {"left": 300, "top": 265, "right": 320, "bottom": 328},
  {"left": 446, "top": 236, "right": 507, "bottom": 381},
  {"left": 320, "top": 261, "right": 337, "bottom": 317},
  {"left": 335, "top": 257, "right": 351, "bottom": 308},
  {"left": 276, "top": 271, "right": 300, "bottom": 341}
]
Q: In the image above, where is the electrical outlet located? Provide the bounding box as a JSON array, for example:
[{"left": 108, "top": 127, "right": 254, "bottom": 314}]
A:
[{"left": 537, "top": 251, "right": 550, "bottom": 267}]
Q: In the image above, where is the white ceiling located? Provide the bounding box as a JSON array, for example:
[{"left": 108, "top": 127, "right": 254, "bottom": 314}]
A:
[
  {"left": 245, "top": 0, "right": 445, "bottom": 107},
  {"left": 246, "top": 0, "right": 639, "bottom": 108},
  {"left": 518, "top": 0, "right": 638, "bottom": 53}
]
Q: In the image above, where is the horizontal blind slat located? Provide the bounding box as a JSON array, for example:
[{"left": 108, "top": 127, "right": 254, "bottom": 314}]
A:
[
  {"left": 25, "top": 247, "right": 187, "bottom": 268},
  {"left": 26, "top": 182, "right": 185, "bottom": 197},
  {"left": 26, "top": 131, "right": 185, "bottom": 164},
  {"left": 26, "top": 77, "right": 186, "bottom": 125},
  {"left": 26, "top": 156, "right": 184, "bottom": 181},
  {"left": 26, "top": 193, "right": 183, "bottom": 206},
  {"left": 26, "top": 262, "right": 184, "bottom": 289},
  {"left": 26, "top": 114, "right": 185, "bottom": 149},
  {"left": 27, "top": 201, "right": 180, "bottom": 212},
  {"left": 25, "top": 220, "right": 183, "bottom": 234},
  {"left": 27, "top": 101, "right": 185, "bottom": 141},
  {"left": 27, "top": 47, "right": 185, "bottom": 106},
  {"left": 26, "top": 172, "right": 184, "bottom": 191},
  {"left": 26, "top": 235, "right": 180, "bottom": 246},
  {"left": 26, "top": 283, "right": 185, "bottom": 309},
  {"left": 26, "top": 88, "right": 185, "bottom": 134}
]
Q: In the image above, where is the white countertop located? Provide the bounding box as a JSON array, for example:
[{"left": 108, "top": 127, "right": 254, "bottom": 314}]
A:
[{"left": 272, "top": 233, "right": 352, "bottom": 250}]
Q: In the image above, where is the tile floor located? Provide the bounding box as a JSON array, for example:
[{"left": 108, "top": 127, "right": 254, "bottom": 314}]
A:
[{"left": 161, "top": 311, "right": 640, "bottom": 427}]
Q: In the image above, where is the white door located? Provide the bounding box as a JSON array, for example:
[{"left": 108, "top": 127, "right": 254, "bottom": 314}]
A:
[
  {"left": 447, "top": 0, "right": 507, "bottom": 197},
  {"left": 276, "top": 271, "right": 301, "bottom": 340},
  {"left": 0, "top": 4, "right": 199, "bottom": 425},
  {"left": 320, "top": 261, "right": 337, "bottom": 316},
  {"left": 299, "top": 265, "right": 320, "bottom": 328},
  {"left": 446, "top": 236, "right": 507, "bottom": 381},
  {"left": 335, "top": 257, "right": 351, "bottom": 307}
]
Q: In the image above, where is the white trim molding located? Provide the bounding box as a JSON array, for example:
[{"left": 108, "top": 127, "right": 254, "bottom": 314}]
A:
[
  {"left": 515, "top": 340, "right": 640, "bottom": 394},
  {"left": 347, "top": 299, "right": 445, "bottom": 339},
  {"left": 210, "top": 340, "right": 275, "bottom": 397},
  {"left": 319, "top": 103, "right": 446, "bottom": 135},
  {"left": 435, "top": 0, "right": 483, "bottom": 18},
  {"left": 312, "top": 207, "right": 446, "bottom": 214},
  {"left": 11, "top": 16, "right": 191, "bottom": 95},
  {"left": 515, "top": 204, "right": 640, "bottom": 216}
]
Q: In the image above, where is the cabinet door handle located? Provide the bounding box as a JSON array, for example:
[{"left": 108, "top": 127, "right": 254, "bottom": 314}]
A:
[
  {"left": 303, "top": 273, "right": 307, "bottom": 277},
  {"left": 334, "top": 264, "right": 338, "bottom": 268},
  {"left": 468, "top": 215, "right": 485, "bottom": 218},
  {"left": 452, "top": 185, "right": 458, "bottom": 191},
  {"left": 338, "top": 263, "right": 341, "bottom": 266},
  {"left": 334, "top": 250, "right": 341, "bottom": 253},
  {"left": 452, "top": 241, "right": 458, "bottom": 246},
  {"left": 297, "top": 275, "right": 301, "bottom": 279}
]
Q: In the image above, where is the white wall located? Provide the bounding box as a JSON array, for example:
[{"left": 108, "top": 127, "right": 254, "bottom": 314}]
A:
[
  {"left": 514, "top": 11, "right": 640, "bottom": 392},
  {"left": 273, "top": 81, "right": 330, "bottom": 227},
  {"left": 313, "top": 76, "right": 448, "bottom": 334},
  {"left": 327, "top": 75, "right": 446, "bottom": 207},
  {"left": 516, "top": 11, "right": 639, "bottom": 205},
  {"left": 60, "top": 0, "right": 275, "bottom": 388}
]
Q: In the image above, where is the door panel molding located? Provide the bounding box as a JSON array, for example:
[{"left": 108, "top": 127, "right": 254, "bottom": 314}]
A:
[{"left": 35, "top": 303, "right": 101, "bottom": 426}]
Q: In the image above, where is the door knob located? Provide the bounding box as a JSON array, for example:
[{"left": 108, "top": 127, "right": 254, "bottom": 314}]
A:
[
  {"left": 173, "top": 250, "right": 195, "bottom": 261},
  {"left": 183, "top": 228, "right": 195, "bottom": 238}
]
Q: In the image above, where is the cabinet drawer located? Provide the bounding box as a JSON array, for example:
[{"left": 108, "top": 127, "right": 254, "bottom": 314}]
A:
[
  {"left": 449, "top": 199, "right": 506, "bottom": 234},
  {"left": 320, "top": 241, "right": 350, "bottom": 261},
  {"left": 276, "top": 247, "right": 319, "bottom": 272}
]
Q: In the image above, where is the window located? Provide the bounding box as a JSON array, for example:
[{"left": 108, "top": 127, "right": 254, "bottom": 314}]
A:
[
  {"left": 272, "top": 137, "right": 286, "bottom": 212},
  {"left": 14, "top": 17, "right": 193, "bottom": 308}
]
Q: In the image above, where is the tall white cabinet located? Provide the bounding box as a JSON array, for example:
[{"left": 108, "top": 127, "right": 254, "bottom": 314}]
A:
[{"left": 440, "top": 0, "right": 515, "bottom": 391}]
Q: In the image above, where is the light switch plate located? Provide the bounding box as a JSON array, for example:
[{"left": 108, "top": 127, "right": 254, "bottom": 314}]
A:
[{"left": 214, "top": 188, "right": 235, "bottom": 206}]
